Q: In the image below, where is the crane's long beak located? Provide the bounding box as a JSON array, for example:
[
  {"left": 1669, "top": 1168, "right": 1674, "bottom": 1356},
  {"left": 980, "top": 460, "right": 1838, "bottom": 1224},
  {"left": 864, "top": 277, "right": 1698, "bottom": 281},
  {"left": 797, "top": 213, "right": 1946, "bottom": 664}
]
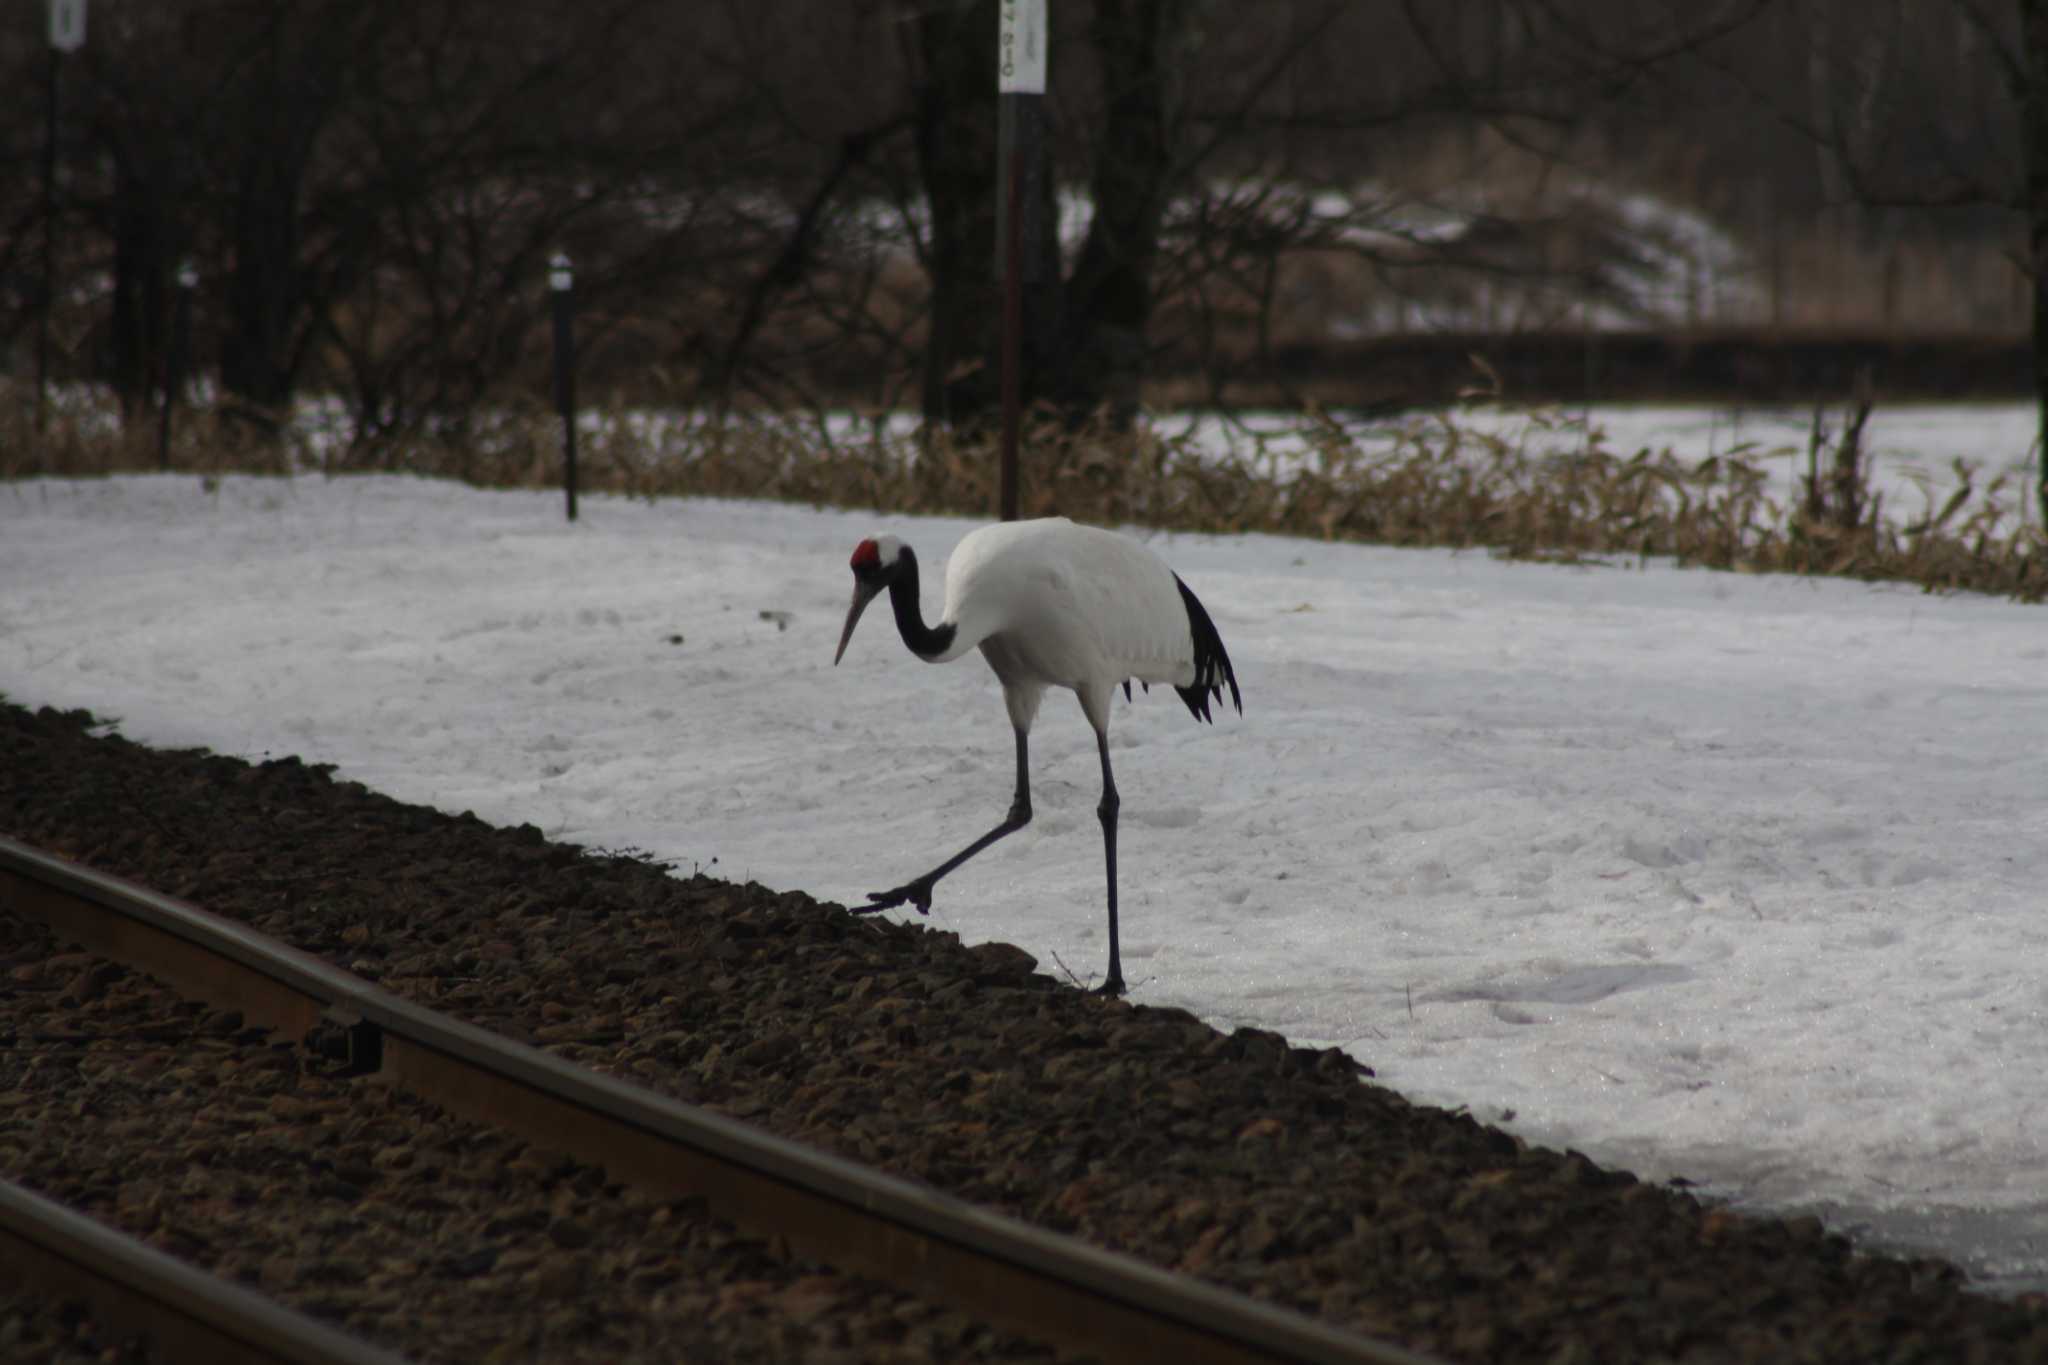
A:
[{"left": 833, "top": 580, "right": 884, "bottom": 665}]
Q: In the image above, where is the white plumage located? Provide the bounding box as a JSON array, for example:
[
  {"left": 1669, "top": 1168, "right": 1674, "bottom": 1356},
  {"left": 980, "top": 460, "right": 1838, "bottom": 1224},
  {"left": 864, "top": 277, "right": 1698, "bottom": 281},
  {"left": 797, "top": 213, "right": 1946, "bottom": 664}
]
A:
[
  {"left": 832, "top": 517, "right": 1240, "bottom": 995},
  {"left": 941, "top": 519, "right": 1199, "bottom": 730}
]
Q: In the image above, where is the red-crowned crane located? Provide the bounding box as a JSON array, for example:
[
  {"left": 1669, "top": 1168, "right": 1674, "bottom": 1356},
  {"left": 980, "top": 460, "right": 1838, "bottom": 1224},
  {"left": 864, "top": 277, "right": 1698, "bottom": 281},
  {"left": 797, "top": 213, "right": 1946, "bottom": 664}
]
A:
[{"left": 832, "top": 516, "right": 1241, "bottom": 996}]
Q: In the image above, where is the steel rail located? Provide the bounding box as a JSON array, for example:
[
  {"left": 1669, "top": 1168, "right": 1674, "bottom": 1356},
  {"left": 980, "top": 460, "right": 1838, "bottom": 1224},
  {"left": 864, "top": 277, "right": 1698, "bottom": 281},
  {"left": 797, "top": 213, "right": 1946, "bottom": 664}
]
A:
[
  {"left": 0, "top": 834, "right": 1443, "bottom": 1365},
  {"left": 0, "top": 1177, "right": 412, "bottom": 1365}
]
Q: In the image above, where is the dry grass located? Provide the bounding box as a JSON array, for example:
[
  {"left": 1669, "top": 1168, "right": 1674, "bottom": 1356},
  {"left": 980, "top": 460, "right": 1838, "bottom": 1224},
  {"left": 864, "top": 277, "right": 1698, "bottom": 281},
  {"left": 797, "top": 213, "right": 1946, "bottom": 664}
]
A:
[
  {"left": 7, "top": 379, "right": 2045, "bottom": 602},
  {"left": 1, "top": 391, "right": 302, "bottom": 480}
]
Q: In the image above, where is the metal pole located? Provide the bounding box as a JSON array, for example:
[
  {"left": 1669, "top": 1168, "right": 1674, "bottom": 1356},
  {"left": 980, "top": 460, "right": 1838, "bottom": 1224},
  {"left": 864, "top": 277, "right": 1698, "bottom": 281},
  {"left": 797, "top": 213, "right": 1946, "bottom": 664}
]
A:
[
  {"left": 159, "top": 263, "right": 196, "bottom": 471},
  {"left": 550, "top": 254, "right": 578, "bottom": 523}
]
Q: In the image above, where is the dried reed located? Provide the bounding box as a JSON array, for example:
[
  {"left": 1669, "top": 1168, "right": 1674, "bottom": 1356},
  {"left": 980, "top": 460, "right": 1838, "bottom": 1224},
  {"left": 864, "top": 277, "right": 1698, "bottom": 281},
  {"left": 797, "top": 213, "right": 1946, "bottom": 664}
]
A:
[{"left": 6, "top": 381, "right": 2043, "bottom": 601}]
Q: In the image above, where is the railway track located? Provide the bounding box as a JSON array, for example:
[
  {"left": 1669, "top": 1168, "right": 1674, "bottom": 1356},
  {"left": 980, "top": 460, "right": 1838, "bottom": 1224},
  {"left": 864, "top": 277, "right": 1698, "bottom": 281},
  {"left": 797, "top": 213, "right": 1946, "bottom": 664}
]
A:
[
  {"left": 0, "top": 1176, "right": 409, "bottom": 1365},
  {"left": 0, "top": 832, "right": 1436, "bottom": 1365}
]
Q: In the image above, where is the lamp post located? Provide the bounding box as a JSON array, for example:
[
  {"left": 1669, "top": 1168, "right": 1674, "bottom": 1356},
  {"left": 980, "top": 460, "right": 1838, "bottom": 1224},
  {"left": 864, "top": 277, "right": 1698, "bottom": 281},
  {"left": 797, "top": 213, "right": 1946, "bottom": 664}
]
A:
[{"left": 550, "top": 253, "right": 578, "bottom": 523}]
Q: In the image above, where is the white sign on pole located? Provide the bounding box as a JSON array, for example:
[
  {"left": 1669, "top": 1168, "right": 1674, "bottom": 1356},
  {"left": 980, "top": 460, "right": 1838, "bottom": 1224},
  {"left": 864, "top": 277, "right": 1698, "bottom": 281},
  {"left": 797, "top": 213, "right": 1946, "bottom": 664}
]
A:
[
  {"left": 998, "top": 0, "right": 1046, "bottom": 95},
  {"left": 49, "top": 0, "right": 87, "bottom": 52}
]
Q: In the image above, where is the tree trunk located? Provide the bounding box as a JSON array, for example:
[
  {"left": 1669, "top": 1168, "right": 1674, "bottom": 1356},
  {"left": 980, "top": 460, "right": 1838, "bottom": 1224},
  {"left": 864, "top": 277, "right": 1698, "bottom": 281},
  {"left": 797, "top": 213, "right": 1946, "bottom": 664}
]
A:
[
  {"left": 914, "top": 0, "right": 1004, "bottom": 425},
  {"left": 912, "top": 0, "right": 1188, "bottom": 431},
  {"left": 1057, "top": 0, "right": 1182, "bottom": 425},
  {"left": 107, "top": 149, "right": 171, "bottom": 423},
  {"left": 214, "top": 6, "right": 364, "bottom": 421},
  {"left": 2024, "top": 0, "right": 2048, "bottom": 529},
  {"left": 221, "top": 140, "right": 309, "bottom": 417}
]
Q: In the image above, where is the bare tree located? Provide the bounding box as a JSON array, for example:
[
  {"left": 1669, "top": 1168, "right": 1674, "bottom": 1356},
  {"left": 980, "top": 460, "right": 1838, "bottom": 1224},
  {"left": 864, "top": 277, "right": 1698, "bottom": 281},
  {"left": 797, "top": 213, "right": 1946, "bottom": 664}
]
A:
[
  {"left": 13, "top": 0, "right": 2036, "bottom": 463},
  {"left": 881, "top": 0, "right": 1788, "bottom": 428},
  {"left": 1694, "top": 0, "right": 2043, "bottom": 524}
]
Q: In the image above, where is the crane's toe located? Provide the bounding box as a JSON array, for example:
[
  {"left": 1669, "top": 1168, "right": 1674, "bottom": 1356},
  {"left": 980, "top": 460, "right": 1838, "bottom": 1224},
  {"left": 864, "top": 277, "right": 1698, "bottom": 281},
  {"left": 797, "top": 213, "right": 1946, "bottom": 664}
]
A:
[{"left": 863, "top": 880, "right": 934, "bottom": 915}]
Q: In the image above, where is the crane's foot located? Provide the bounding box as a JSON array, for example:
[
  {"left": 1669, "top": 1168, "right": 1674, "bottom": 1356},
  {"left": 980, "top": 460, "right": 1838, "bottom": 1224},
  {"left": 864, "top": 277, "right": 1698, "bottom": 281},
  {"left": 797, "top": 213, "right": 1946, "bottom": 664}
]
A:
[
  {"left": 860, "top": 879, "right": 934, "bottom": 915},
  {"left": 1093, "top": 972, "right": 1127, "bottom": 997}
]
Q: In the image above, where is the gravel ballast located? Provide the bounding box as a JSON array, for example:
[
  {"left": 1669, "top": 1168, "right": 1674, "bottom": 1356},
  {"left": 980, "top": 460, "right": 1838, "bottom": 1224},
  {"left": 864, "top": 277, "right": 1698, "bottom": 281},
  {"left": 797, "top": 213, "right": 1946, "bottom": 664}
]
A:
[
  {"left": 0, "top": 871, "right": 1063, "bottom": 1362},
  {"left": 3, "top": 698, "right": 2046, "bottom": 1363}
]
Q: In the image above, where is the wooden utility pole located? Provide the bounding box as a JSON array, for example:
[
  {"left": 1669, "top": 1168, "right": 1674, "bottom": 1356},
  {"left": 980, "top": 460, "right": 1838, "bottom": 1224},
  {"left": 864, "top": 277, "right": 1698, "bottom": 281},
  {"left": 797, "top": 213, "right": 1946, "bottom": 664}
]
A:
[{"left": 995, "top": 0, "right": 1046, "bottom": 522}]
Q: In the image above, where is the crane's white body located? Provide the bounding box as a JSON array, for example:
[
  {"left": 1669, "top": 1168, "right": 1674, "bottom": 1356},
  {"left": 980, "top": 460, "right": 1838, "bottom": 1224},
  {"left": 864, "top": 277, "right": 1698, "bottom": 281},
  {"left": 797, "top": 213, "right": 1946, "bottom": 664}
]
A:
[{"left": 929, "top": 518, "right": 1198, "bottom": 733}]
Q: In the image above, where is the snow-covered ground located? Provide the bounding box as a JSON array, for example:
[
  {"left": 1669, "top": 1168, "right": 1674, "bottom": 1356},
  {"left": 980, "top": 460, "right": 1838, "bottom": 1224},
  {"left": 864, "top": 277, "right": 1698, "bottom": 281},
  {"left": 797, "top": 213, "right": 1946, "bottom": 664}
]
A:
[{"left": 3, "top": 424, "right": 2046, "bottom": 1293}]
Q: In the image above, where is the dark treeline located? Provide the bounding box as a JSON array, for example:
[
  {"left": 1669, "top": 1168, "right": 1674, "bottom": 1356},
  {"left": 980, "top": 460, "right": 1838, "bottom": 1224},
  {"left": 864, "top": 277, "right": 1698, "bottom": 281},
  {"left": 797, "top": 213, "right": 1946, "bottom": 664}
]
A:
[{"left": 0, "top": 1, "right": 2042, "bottom": 457}]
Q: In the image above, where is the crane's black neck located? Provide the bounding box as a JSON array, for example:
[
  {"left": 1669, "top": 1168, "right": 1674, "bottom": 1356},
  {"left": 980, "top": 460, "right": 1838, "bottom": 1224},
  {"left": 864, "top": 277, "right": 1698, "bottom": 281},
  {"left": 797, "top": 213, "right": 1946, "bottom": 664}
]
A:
[{"left": 886, "top": 545, "right": 956, "bottom": 659}]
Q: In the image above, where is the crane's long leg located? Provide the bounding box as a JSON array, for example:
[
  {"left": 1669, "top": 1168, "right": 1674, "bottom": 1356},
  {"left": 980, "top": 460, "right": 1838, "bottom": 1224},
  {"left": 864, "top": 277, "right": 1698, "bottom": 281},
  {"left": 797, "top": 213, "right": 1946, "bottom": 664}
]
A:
[
  {"left": 1094, "top": 729, "right": 1125, "bottom": 996},
  {"left": 862, "top": 728, "right": 1031, "bottom": 915}
]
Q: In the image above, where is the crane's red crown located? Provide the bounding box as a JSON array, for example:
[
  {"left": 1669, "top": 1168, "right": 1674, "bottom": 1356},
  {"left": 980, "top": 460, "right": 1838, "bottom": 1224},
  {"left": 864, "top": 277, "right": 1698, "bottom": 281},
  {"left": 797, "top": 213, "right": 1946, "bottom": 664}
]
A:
[{"left": 851, "top": 536, "right": 904, "bottom": 573}]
